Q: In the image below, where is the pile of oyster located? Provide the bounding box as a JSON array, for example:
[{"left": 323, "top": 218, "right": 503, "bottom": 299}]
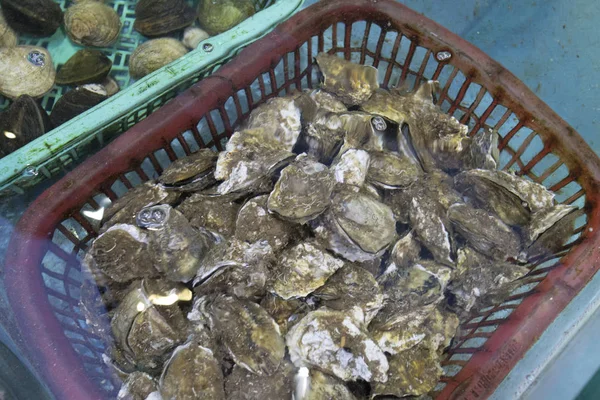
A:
[
  {"left": 0, "top": 0, "right": 255, "bottom": 156},
  {"left": 81, "top": 53, "right": 580, "bottom": 400}
]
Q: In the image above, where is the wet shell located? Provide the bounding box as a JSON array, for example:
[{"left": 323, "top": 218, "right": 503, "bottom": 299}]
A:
[
  {"left": 243, "top": 96, "right": 302, "bottom": 151},
  {"left": 225, "top": 362, "right": 294, "bottom": 400},
  {"left": 388, "top": 231, "right": 422, "bottom": 270},
  {"left": 523, "top": 204, "right": 582, "bottom": 260},
  {"left": 0, "top": 94, "right": 52, "bottom": 156},
  {"left": 463, "top": 128, "right": 500, "bottom": 170},
  {"left": 117, "top": 372, "right": 157, "bottom": 400},
  {"left": 55, "top": 49, "right": 112, "bottom": 86},
  {"left": 0, "top": 46, "right": 55, "bottom": 99},
  {"left": 367, "top": 150, "right": 423, "bottom": 189},
  {"left": 64, "top": 1, "right": 121, "bottom": 47},
  {"left": 129, "top": 38, "right": 188, "bottom": 79},
  {"left": 0, "top": 0, "right": 62, "bottom": 36},
  {"left": 159, "top": 148, "right": 217, "bottom": 187},
  {"left": 177, "top": 193, "right": 240, "bottom": 237},
  {"left": 134, "top": 0, "right": 196, "bottom": 37},
  {"left": 197, "top": 0, "right": 255, "bottom": 36},
  {"left": 0, "top": 10, "right": 17, "bottom": 47},
  {"left": 50, "top": 86, "right": 108, "bottom": 127},
  {"left": 409, "top": 195, "right": 454, "bottom": 266},
  {"left": 298, "top": 369, "right": 358, "bottom": 400},
  {"left": 260, "top": 294, "right": 310, "bottom": 336},
  {"left": 182, "top": 26, "right": 210, "bottom": 49},
  {"left": 331, "top": 148, "right": 371, "bottom": 187}
]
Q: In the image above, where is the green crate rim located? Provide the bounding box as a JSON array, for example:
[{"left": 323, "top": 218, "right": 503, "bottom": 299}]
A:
[{"left": 0, "top": 0, "right": 304, "bottom": 195}]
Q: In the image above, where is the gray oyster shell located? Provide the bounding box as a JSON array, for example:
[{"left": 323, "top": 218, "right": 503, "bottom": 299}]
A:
[
  {"left": 117, "top": 371, "right": 157, "bottom": 400},
  {"left": 523, "top": 204, "right": 581, "bottom": 260},
  {"left": 286, "top": 308, "right": 389, "bottom": 382},
  {"left": 338, "top": 112, "right": 387, "bottom": 154},
  {"left": 243, "top": 96, "right": 302, "bottom": 150},
  {"left": 312, "top": 263, "right": 384, "bottom": 324},
  {"left": 299, "top": 88, "right": 347, "bottom": 113},
  {"left": 315, "top": 53, "right": 379, "bottom": 105},
  {"left": 295, "top": 109, "right": 346, "bottom": 164},
  {"left": 388, "top": 231, "right": 422, "bottom": 270},
  {"left": 176, "top": 193, "right": 240, "bottom": 237},
  {"left": 225, "top": 362, "right": 294, "bottom": 400},
  {"left": 409, "top": 196, "right": 454, "bottom": 266},
  {"left": 260, "top": 294, "right": 312, "bottom": 336},
  {"left": 367, "top": 151, "right": 423, "bottom": 189},
  {"left": 209, "top": 295, "right": 285, "bottom": 376},
  {"left": 267, "top": 154, "right": 335, "bottom": 224},
  {"left": 360, "top": 88, "right": 409, "bottom": 125},
  {"left": 270, "top": 241, "right": 345, "bottom": 300},
  {"left": 463, "top": 128, "right": 500, "bottom": 170},
  {"left": 158, "top": 148, "right": 218, "bottom": 191},
  {"left": 234, "top": 194, "right": 297, "bottom": 251},
  {"left": 331, "top": 148, "right": 371, "bottom": 187},
  {"left": 448, "top": 203, "right": 521, "bottom": 261},
  {"left": 159, "top": 341, "right": 225, "bottom": 400},
  {"left": 297, "top": 369, "right": 358, "bottom": 400},
  {"left": 194, "top": 261, "right": 268, "bottom": 301},
  {"left": 85, "top": 224, "right": 157, "bottom": 283}
]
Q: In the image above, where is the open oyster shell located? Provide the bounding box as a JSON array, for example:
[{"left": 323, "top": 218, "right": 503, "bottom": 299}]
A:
[{"left": 287, "top": 307, "right": 389, "bottom": 383}]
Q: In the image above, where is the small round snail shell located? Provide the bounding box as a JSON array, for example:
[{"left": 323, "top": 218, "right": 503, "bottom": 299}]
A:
[
  {"left": 182, "top": 27, "right": 210, "bottom": 50},
  {"left": 64, "top": 1, "right": 122, "bottom": 47},
  {"left": 129, "top": 38, "right": 188, "bottom": 80}
]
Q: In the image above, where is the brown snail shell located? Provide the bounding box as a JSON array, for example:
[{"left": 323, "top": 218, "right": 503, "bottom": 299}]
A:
[
  {"left": 0, "top": 0, "right": 62, "bottom": 36},
  {"left": 50, "top": 86, "right": 107, "bottom": 127},
  {"left": 0, "top": 95, "right": 52, "bottom": 156},
  {"left": 0, "top": 10, "right": 18, "bottom": 47},
  {"left": 0, "top": 46, "right": 55, "bottom": 99},
  {"left": 64, "top": 1, "right": 121, "bottom": 47},
  {"left": 134, "top": 0, "right": 196, "bottom": 37},
  {"left": 129, "top": 38, "right": 188, "bottom": 80},
  {"left": 56, "top": 49, "right": 113, "bottom": 86}
]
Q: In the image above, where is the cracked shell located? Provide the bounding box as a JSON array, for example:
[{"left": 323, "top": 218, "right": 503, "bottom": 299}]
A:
[
  {"left": 117, "top": 371, "right": 157, "bottom": 400},
  {"left": 267, "top": 154, "right": 335, "bottom": 224},
  {"left": 0, "top": 46, "right": 55, "bottom": 99},
  {"left": 367, "top": 150, "right": 423, "bottom": 189},
  {"left": 448, "top": 203, "right": 521, "bottom": 261},
  {"left": 159, "top": 340, "right": 225, "bottom": 400},
  {"left": 286, "top": 308, "right": 389, "bottom": 382},
  {"left": 270, "top": 241, "right": 345, "bottom": 300},
  {"left": 209, "top": 295, "right": 285, "bottom": 376},
  {"left": 315, "top": 53, "right": 379, "bottom": 105},
  {"left": 64, "top": 1, "right": 121, "bottom": 47},
  {"left": 225, "top": 361, "right": 294, "bottom": 400}
]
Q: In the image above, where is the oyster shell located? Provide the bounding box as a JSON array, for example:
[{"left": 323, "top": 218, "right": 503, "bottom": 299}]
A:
[
  {"left": 197, "top": 0, "right": 255, "bottom": 35},
  {"left": 331, "top": 148, "right": 371, "bottom": 187},
  {"left": 270, "top": 241, "right": 345, "bottom": 300},
  {"left": 463, "top": 128, "right": 500, "bottom": 170},
  {"left": 158, "top": 148, "right": 218, "bottom": 191},
  {"left": 367, "top": 150, "right": 423, "bottom": 189},
  {"left": 0, "top": 46, "right": 55, "bottom": 99},
  {"left": 55, "top": 49, "right": 112, "bottom": 86},
  {"left": 267, "top": 154, "right": 335, "bottom": 224},
  {"left": 243, "top": 97, "right": 302, "bottom": 151},
  {"left": 409, "top": 195, "right": 454, "bottom": 266},
  {"left": 177, "top": 193, "right": 239, "bottom": 237},
  {"left": 295, "top": 369, "right": 358, "bottom": 400},
  {"left": 297, "top": 88, "right": 347, "bottom": 113},
  {"left": 234, "top": 194, "right": 297, "bottom": 251},
  {"left": 286, "top": 308, "right": 389, "bottom": 382},
  {"left": 388, "top": 231, "right": 421, "bottom": 270},
  {"left": 134, "top": 0, "right": 196, "bottom": 37},
  {"left": 0, "top": 94, "right": 52, "bottom": 156},
  {"left": 64, "top": 1, "right": 121, "bottom": 47},
  {"left": 260, "top": 294, "right": 311, "bottom": 336},
  {"left": 360, "top": 88, "right": 409, "bottom": 125},
  {"left": 0, "top": 0, "right": 62, "bottom": 36},
  {"left": 312, "top": 263, "right": 384, "bottom": 324},
  {"left": 194, "top": 261, "right": 268, "bottom": 301},
  {"left": 159, "top": 340, "right": 225, "bottom": 400},
  {"left": 129, "top": 38, "right": 188, "bottom": 79},
  {"left": 145, "top": 205, "right": 216, "bottom": 282},
  {"left": 50, "top": 86, "right": 108, "bottom": 126},
  {"left": 225, "top": 362, "right": 294, "bottom": 400},
  {"left": 315, "top": 53, "right": 379, "bottom": 105},
  {"left": 523, "top": 204, "right": 581, "bottom": 260},
  {"left": 448, "top": 203, "right": 521, "bottom": 261},
  {"left": 209, "top": 295, "right": 285, "bottom": 376},
  {"left": 182, "top": 26, "right": 210, "bottom": 50},
  {"left": 294, "top": 109, "right": 345, "bottom": 164},
  {"left": 0, "top": 11, "right": 17, "bottom": 47},
  {"left": 117, "top": 371, "right": 157, "bottom": 400}
]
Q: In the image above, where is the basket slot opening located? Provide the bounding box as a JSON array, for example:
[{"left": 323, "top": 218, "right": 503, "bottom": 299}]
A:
[
  {"left": 224, "top": 97, "right": 240, "bottom": 132},
  {"left": 545, "top": 164, "right": 572, "bottom": 191},
  {"left": 443, "top": 364, "right": 463, "bottom": 377},
  {"left": 335, "top": 22, "right": 346, "bottom": 51},
  {"left": 152, "top": 149, "right": 173, "bottom": 173},
  {"left": 124, "top": 171, "right": 143, "bottom": 188}
]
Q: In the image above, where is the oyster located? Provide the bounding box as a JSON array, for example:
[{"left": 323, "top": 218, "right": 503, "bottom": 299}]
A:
[
  {"left": 372, "top": 345, "right": 442, "bottom": 398},
  {"left": 55, "top": 49, "right": 112, "bottom": 86},
  {"left": 448, "top": 203, "right": 521, "bottom": 261},
  {"left": 523, "top": 204, "right": 582, "bottom": 260},
  {"left": 0, "top": 46, "right": 55, "bottom": 99},
  {"left": 286, "top": 308, "right": 389, "bottom": 382},
  {"left": 197, "top": 0, "right": 255, "bottom": 35},
  {"left": 360, "top": 88, "right": 409, "bottom": 125},
  {"left": 158, "top": 148, "right": 218, "bottom": 191},
  {"left": 209, "top": 295, "right": 285, "bottom": 376},
  {"left": 134, "top": 0, "right": 196, "bottom": 37},
  {"left": 297, "top": 88, "right": 347, "bottom": 113},
  {"left": 409, "top": 195, "right": 454, "bottom": 266},
  {"left": 338, "top": 111, "right": 388, "bottom": 154},
  {"left": 0, "top": 0, "right": 62, "bottom": 36},
  {"left": 367, "top": 150, "right": 423, "bottom": 189},
  {"left": 294, "top": 109, "right": 345, "bottom": 164},
  {"left": 85, "top": 224, "right": 157, "bottom": 283},
  {"left": 129, "top": 38, "right": 188, "bottom": 79},
  {"left": 388, "top": 231, "right": 421, "bottom": 270},
  {"left": 0, "top": 95, "right": 52, "bottom": 156},
  {"left": 117, "top": 371, "right": 157, "bottom": 400},
  {"left": 182, "top": 26, "right": 210, "bottom": 50},
  {"left": 260, "top": 293, "right": 310, "bottom": 336},
  {"left": 243, "top": 97, "right": 302, "bottom": 150},
  {"left": 50, "top": 86, "right": 108, "bottom": 126},
  {"left": 144, "top": 205, "right": 216, "bottom": 282},
  {"left": 331, "top": 148, "right": 371, "bottom": 187},
  {"left": 315, "top": 53, "right": 379, "bottom": 105},
  {"left": 194, "top": 260, "right": 268, "bottom": 301},
  {"left": 159, "top": 340, "right": 225, "bottom": 400},
  {"left": 463, "top": 128, "right": 500, "bottom": 170},
  {"left": 312, "top": 263, "right": 384, "bottom": 324},
  {"left": 294, "top": 369, "right": 358, "bottom": 400},
  {"left": 64, "top": 1, "right": 121, "bottom": 47},
  {"left": 225, "top": 362, "right": 294, "bottom": 400},
  {"left": 267, "top": 154, "right": 335, "bottom": 224},
  {"left": 270, "top": 241, "right": 345, "bottom": 300},
  {"left": 234, "top": 194, "right": 297, "bottom": 251},
  {"left": 177, "top": 193, "right": 239, "bottom": 237},
  {"left": 0, "top": 11, "right": 17, "bottom": 47}
]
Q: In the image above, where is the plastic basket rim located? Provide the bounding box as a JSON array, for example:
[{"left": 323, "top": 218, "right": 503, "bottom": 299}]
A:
[
  {"left": 0, "top": 0, "right": 304, "bottom": 194},
  {"left": 5, "top": 0, "right": 600, "bottom": 399}
]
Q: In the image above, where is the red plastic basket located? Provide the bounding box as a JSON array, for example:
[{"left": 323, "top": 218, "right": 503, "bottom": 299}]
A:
[{"left": 6, "top": 1, "right": 600, "bottom": 399}]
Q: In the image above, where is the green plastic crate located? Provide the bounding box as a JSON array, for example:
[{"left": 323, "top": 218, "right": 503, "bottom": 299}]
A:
[{"left": 0, "top": 0, "right": 303, "bottom": 196}]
